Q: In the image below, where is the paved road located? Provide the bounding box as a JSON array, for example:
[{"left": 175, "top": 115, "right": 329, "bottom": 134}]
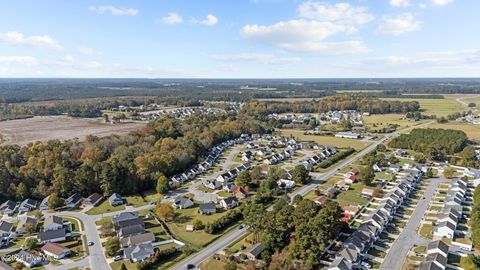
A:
[{"left": 380, "top": 176, "right": 444, "bottom": 270}]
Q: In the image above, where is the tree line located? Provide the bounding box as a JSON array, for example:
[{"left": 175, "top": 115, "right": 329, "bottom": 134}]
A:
[{"left": 0, "top": 114, "right": 266, "bottom": 202}]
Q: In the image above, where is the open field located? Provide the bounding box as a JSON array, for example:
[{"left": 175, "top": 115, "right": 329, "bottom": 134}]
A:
[
  {"left": 255, "top": 97, "right": 320, "bottom": 102},
  {"left": 363, "top": 114, "right": 430, "bottom": 129},
  {"left": 0, "top": 116, "right": 145, "bottom": 146},
  {"left": 380, "top": 98, "right": 465, "bottom": 117},
  {"left": 277, "top": 129, "right": 372, "bottom": 150}
]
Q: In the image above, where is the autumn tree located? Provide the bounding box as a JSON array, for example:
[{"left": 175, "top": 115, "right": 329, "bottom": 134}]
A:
[
  {"left": 156, "top": 175, "right": 169, "bottom": 194},
  {"left": 48, "top": 193, "right": 65, "bottom": 209},
  {"left": 235, "top": 171, "right": 252, "bottom": 188},
  {"left": 155, "top": 203, "right": 175, "bottom": 221}
]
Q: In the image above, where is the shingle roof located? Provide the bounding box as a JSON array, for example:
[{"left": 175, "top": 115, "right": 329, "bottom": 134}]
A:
[
  {"left": 41, "top": 242, "right": 69, "bottom": 256},
  {"left": 39, "top": 228, "right": 67, "bottom": 242}
]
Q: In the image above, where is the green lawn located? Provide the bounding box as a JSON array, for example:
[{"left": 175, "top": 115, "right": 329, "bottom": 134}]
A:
[
  {"left": 125, "top": 194, "right": 147, "bottom": 207},
  {"left": 63, "top": 217, "right": 82, "bottom": 232},
  {"left": 368, "top": 248, "right": 386, "bottom": 258},
  {"left": 144, "top": 219, "right": 169, "bottom": 241},
  {"left": 380, "top": 97, "right": 465, "bottom": 117},
  {"left": 142, "top": 189, "right": 163, "bottom": 203},
  {"left": 419, "top": 224, "right": 433, "bottom": 239},
  {"left": 95, "top": 216, "right": 113, "bottom": 226},
  {"left": 111, "top": 260, "right": 137, "bottom": 270},
  {"left": 227, "top": 234, "right": 254, "bottom": 253},
  {"left": 85, "top": 200, "right": 125, "bottom": 215},
  {"left": 363, "top": 114, "right": 429, "bottom": 130},
  {"left": 277, "top": 129, "right": 372, "bottom": 151},
  {"left": 334, "top": 182, "right": 370, "bottom": 207},
  {"left": 167, "top": 207, "right": 237, "bottom": 248}
]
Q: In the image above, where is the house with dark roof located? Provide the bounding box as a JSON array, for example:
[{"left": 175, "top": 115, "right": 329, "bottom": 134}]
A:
[
  {"left": 243, "top": 243, "right": 264, "bottom": 260},
  {"left": 199, "top": 202, "right": 217, "bottom": 215},
  {"left": 16, "top": 216, "right": 38, "bottom": 234},
  {"left": 0, "top": 221, "right": 13, "bottom": 239},
  {"left": 14, "top": 250, "right": 42, "bottom": 268},
  {"left": 119, "top": 224, "right": 145, "bottom": 238},
  {"left": 65, "top": 193, "right": 83, "bottom": 208},
  {"left": 120, "top": 232, "right": 155, "bottom": 248},
  {"left": 18, "top": 198, "right": 37, "bottom": 214},
  {"left": 39, "top": 228, "right": 67, "bottom": 243},
  {"left": 124, "top": 243, "right": 155, "bottom": 262},
  {"left": 0, "top": 200, "right": 17, "bottom": 215},
  {"left": 327, "top": 257, "right": 352, "bottom": 270},
  {"left": 427, "top": 240, "right": 449, "bottom": 258},
  {"left": 220, "top": 197, "right": 238, "bottom": 209},
  {"left": 112, "top": 212, "right": 139, "bottom": 227},
  {"left": 108, "top": 193, "right": 123, "bottom": 206},
  {"left": 41, "top": 242, "right": 71, "bottom": 259},
  {"left": 83, "top": 193, "right": 104, "bottom": 207},
  {"left": 418, "top": 260, "right": 443, "bottom": 270},
  {"left": 173, "top": 197, "right": 194, "bottom": 209}
]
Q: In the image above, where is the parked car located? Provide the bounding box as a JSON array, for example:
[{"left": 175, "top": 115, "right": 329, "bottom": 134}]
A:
[
  {"left": 186, "top": 264, "right": 196, "bottom": 269},
  {"left": 88, "top": 241, "right": 94, "bottom": 246},
  {"left": 361, "top": 261, "right": 371, "bottom": 269},
  {"left": 114, "top": 255, "right": 123, "bottom": 261}
]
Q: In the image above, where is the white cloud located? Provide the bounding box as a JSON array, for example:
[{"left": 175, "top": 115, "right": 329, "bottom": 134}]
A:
[
  {"left": 0, "top": 56, "right": 37, "bottom": 67},
  {"left": 193, "top": 14, "right": 219, "bottom": 26},
  {"left": 89, "top": 5, "right": 139, "bottom": 16},
  {"left": 431, "top": 0, "right": 454, "bottom": 6},
  {"left": 162, "top": 13, "right": 183, "bottom": 25},
  {"left": 298, "top": 1, "right": 374, "bottom": 25},
  {"left": 389, "top": 0, "right": 412, "bottom": 7},
  {"left": 77, "top": 46, "right": 95, "bottom": 55},
  {"left": 241, "top": 19, "right": 367, "bottom": 55},
  {"left": 212, "top": 53, "right": 301, "bottom": 64},
  {"left": 0, "top": 31, "right": 63, "bottom": 50},
  {"left": 376, "top": 13, "right": 421, "bottom": 36},
  {"left": 83, "top": 61, "right": 102, "bottom": 69},
  {"left": 218, "top": 64, "right": 239, "bottom": 72}
]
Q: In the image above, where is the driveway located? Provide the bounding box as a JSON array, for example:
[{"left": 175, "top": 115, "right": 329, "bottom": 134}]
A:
[{"left": 380, "top": 177, "right": 444, "bottom": 270}]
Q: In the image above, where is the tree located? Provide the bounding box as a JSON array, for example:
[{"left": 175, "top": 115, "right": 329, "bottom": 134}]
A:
[
  {"left": 48, "top": 193, "right": 65, "bottom": 209},
  {"left": 235, "top": 171, "right": 252, "bottom": 188},
  {"left": 460, "top": 146, "right": 478, "bottom": 167},
  {"left": 376, "top": 144, "right": 387, "bottom": 152},
  {"left": 16, "top": 182, "right": 28, "bottom": 201},
  {"left": 358, "top": 167, "right": 375, "bottom": 186},
  {"left": 444, "top": 167, "right": 455, "bottom": 179},
  {"left": 414, "top": 154, "right": 426, "bottom": 164},
  {"left": 292, "top": 165, "right": 310, "bottom": 185},
  {"left": 155, "top": 203, "right": 175, "bottom": 221},
  {"left": 24, "top": 238, "right": 38, "bottom": 249},
  {"left": 372, "top": 187, "right": 384, "bottom": 198},
  {"left": 156, "top": 175, "right": 169, "bottom": 194},
  {"left": 105, "top": 237, "right": 121, "bottom": 256},
  {"left": 24, "top": 223, "right": 35, "bottom": 235},
  {"left": 119, "top": 263, "right": 127, "bottom": 270},
  {"left": 292, "top": 194, "right": 303, "bottom": 206},
  {"left": 468, "top": 102, "right": 477, "bottom": 108},
  {"left": 192, "top": 219, "right": 204, "bottom": 230},
  {"left": 269, "top": 250, "right": 301, "bottom": 270},
  {"left": 224, "top": 260, "right": 237, "bottom": 270}
]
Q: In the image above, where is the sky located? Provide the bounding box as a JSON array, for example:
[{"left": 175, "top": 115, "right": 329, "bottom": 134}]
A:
[{"left": 0, "top": 0, "right": 479, "bottom": 78}]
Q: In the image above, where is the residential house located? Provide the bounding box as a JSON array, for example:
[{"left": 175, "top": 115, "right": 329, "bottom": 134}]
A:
[
  {"left": 39, "top": 196, "right": 50, "bottom": 211},
  {"left": 199, "top": 203, "right": 217, "bottom": 215},
  {"left": 0, "top": 221, "right": 13, "bottom": 246},
  {"left": 234, "top": 187, "right": 249, "bottom": 200},
  {"left": 327, "top": 257, "right": 352, "bottom": 270},
  {"left": 16, "top": 217, "right": 38, "bottom": 234},
  {"left": 41, "top": 242, "right": 71, "bottom": 260},
  {"left": 108, "top": 193, "right": 123, "bottom": 206},
  {"left": 0, "top": 200, "right": 17, "bottom": 215},
  {"left": 434, "top": 221, "right": 456, "bottom": 239},
  {"left": 18, "top": 199, "right": 37, "bottom": 214},
  {"left": 65, "top": 193, "right": 82, "bottom": 209},
  {"left": 242, "top": 243, "right": 264, "bottom": 260},
  {"left": 83, "top": 193, "right": 104, "bottom": 207},
  {"left": 123, "top": 243, "right": 155, "bottom": 262},
  {"left": 216, "top": 173, "right": 231, "bottom": 183},
  {"left": 277, "top": 179, "right": 295, "bottom": 189},
  {"left": 14, "top": 250, "right": 42, "bottom": 268},
  {"left": 361, "top": 188, "right": 374, "bottom": 199},
  {"left": 372, "top": 164, "right": 382, "bottom": 172},
  {"left": 44, "top": 216, "right": 63, "bottom": 232},
  {"left": 203, "top": 180, "right": 222, "bottom": 190},
  {"left": 39, "top": 228, "right": 68, "bottom": 244},
  {"left": 173, "top": 197, "right": 194, "bottom": 209},
  {"left": 314, "top": 196, "right": 328, "bottom": 206},
  {"left": 220, "top": 197, "right": 238, "bottom": 209},
  {"left": 223, "top": 183, "right": 237, "bottom": 193},
  {"left": 120, "top": 232, "right": 155, "bottom": 248}
]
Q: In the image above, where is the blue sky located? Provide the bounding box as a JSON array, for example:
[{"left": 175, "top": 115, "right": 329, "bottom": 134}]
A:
[{"left": 0, "top": 0, "right": 478, "bottom": 78}]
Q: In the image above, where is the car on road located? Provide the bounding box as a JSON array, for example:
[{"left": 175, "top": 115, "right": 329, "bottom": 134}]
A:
[
  {"left": 239, "top": 224, "right": 244, "bottom": 229},
  {"left": 87, "top": 241, "right": 94, "bottom": 246},
  {"left": 114, "top": 255, "right": 123, "bottom": 261},
  {"left": 186, "top": 264, "right": 196, "bottom": 269},
  {"left": 360, "top": 261, "right": 371, "bottom": 269}
]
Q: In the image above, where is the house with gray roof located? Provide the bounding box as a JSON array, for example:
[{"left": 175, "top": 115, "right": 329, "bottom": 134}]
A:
[
  {"left": 0, "top": 200, "right": 17, "bottom": 215},
  {"left": 243, "top": 243, "right": 264, "bottom": 260},
  {"left": 173, "top": 197, "right": 194, "bottom": 209},
  {"left": 327, "top": 257, "right": 352, "bottom": 270},
  {"left": 39, "top": 196, "right": 50, "bottom": 211},
  {"left": 16, "top": 216, "right": 38, "bottom": 234},
  {"left": 120, "top": 232, "right": 155, "bottom": 248},
  {"left": 108, "top": 193, "right": 123, "bottom": 206},
  {"left": 124, "top": 243, "right": 155, "bottom": 262},
  {"left": 18, "top": 198, "right": 37, "bottom": 214},
  {"left": 39, "top": 228, "right": 67, "bottom": 243},
  {"left": 65, "top": 193, "right": 82, "bottom": 209},
  {"left": 199, "top": 202, "right": 216, "bottom": 215}
]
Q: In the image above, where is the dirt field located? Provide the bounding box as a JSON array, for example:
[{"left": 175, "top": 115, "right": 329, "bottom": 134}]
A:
[{"left": 0, "top": 116, "right": 145, "bottom": 146}]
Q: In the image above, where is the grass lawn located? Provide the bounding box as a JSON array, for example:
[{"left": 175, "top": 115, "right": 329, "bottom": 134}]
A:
[
  {"left": 144, "top": 219, "right": 169, "bottom": 241},
  {"left": 95, "top": 216, "right": 113, "bottom": 226},
  {"left": 227, "top": 234, "right": 254, "bottom": 253},
  {"left": 413, "top": 245, "right": 426, "bottom": 253},
  {"left": 217, "top": 190, "right": 231, "bottom": 197},
  {"left": 111, "top": 260, "right": 137, "bottom": 270},
  {"left": 334, "top": 182, "right": 370, "bottom": 207},
  {"left": 125, "top": 194, "right": 147, "bottom": 207},
  {"left": 142, "top": 189, "right": 163, "bottom": 203},
  {"left": 63, "top": 217, "right": 82, "bottom": 232},
  {"left": 419, "top": 224, "right": 434, "bottom": 239},
  {"left": 168, "top": 207, "right": 237, "bottom": 248},
  {"left": 277, "top": 129, "right": 371, "bottom": 151},
  {"left": 304, "top": 190, "right": 318, "bottom": 200},
  {"left": 196, "top": 185, "right": 213, "bottom": 193},
  {"left": 198, "top": 258, "right": 226, "bottom": 270},
  {"left": 454, "top": 236, "right": 472, "bottom": 245},
  {"left": 368, "top": 248, "right": 386, "bottom": 258},
  {"left": 85, "top": 200, "right": 125, "bottom": 215},
  {"left": 380, "top": 98, "right": 465, "bottom": 117}
]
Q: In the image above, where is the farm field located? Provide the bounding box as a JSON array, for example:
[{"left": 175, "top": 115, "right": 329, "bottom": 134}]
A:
[
  {"left": 255, "top": 97, "right": 320, "bottom": 102},
  {"left": 363, "top": 114, "right": 430, "bottom": 129},
  {"left": 277, "top": 129, "right": 372, "bottom": 150},
  {"left": 380, "top": 98, "right": 464, "bottom": 117},
  {"left": 0, "top": 116, "right": 145, "bottom": 146}
]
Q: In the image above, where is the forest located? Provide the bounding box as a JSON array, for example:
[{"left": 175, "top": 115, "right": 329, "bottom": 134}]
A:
[
  {"left": 0, "top": 114, "right": 266, "bottom": 202},
  {"left": 388, "top": 128, "right": 468, "bottom": 160}
]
